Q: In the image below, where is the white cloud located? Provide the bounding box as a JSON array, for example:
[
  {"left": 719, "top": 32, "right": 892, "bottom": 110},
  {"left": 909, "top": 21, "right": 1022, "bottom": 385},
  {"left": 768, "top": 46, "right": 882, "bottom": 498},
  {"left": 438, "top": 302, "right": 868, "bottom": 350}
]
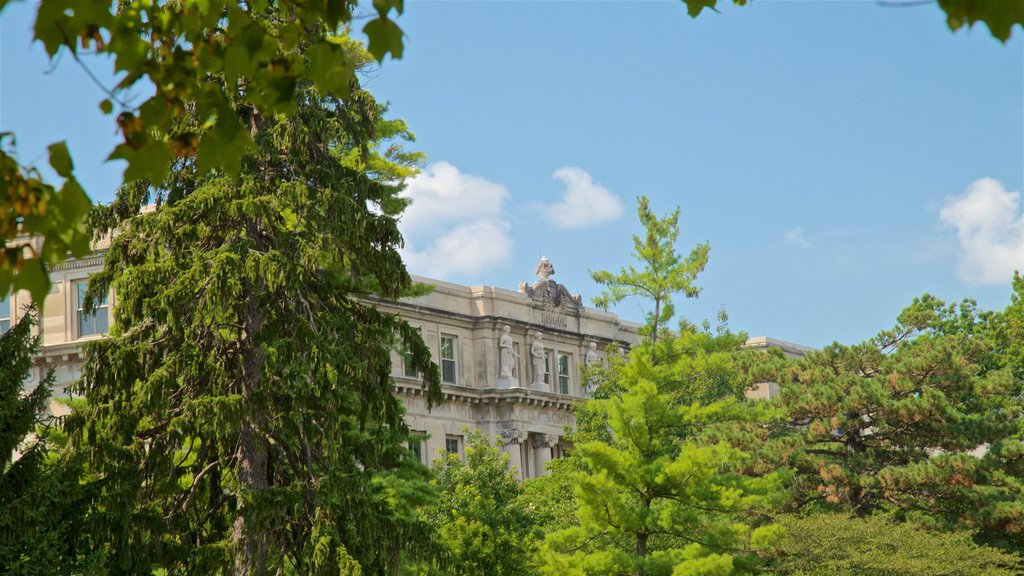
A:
[
  {"left": 939, "top": 178, "right": 1024, "bottom": 284},
  {"left": 399, "top": 162, "right": 513, "bottom": 277},
  {"left": 402, "top": 220, "right": 514, "bottom": 279},
  {"left": 540, "top": 166, "right": 623, "bottom": 228},
  {"left": 783, "top": 227, "right": 811, "bottom": 248}
]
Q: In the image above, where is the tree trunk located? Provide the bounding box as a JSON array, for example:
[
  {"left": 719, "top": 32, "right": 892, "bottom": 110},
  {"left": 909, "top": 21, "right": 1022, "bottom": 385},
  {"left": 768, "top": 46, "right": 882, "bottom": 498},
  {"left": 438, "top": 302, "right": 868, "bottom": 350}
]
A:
[
  {"left": 233, "top": 259, "right": 269, "bottom": 576},
  {"left": 234, "top": 420, "right": 269, "bottom": 576},
  {"left": 651, "top": 299, "right": 661, "bottom": 344},
  {"left": 635, "top": 530, "right": 648, "bottom": 576}
]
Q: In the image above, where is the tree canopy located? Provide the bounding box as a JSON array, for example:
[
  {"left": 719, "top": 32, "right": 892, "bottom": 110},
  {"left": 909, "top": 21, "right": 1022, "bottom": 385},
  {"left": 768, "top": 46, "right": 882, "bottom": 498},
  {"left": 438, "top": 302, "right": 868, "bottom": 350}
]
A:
[
  {"left": 765, "top": 512, "right": 1022, "bottom": 576},
  {"left": 407, "top": 430, "right": 538, "bottom": 576},
  {"left": 542, "top": 331, "right": 786, "bottom": 576},
  {"left": 709, "top": 283, "right": 1024, "bottom": 553}
]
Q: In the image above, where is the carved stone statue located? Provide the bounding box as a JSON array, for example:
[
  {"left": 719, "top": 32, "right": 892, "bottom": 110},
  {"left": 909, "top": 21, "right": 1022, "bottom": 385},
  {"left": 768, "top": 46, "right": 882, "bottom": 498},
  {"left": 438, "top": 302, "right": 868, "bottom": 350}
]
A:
[
  {"left": 530, "top": 332, "right": 546, "bottom": 389},
  {"left": 497, "top": 325, "right": 519, "bottom": 388},
  {"left": 519, "top": 256, "right": 583, "bottom": 310},
  {"left": 535, "top": 256, "right": 555, "bottom": 280}
]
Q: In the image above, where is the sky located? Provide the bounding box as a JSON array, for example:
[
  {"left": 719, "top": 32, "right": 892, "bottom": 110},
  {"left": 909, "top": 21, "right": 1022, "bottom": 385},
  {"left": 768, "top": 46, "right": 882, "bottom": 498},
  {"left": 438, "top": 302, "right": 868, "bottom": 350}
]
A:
[{"left": 2, "top": 0, "right": 1022, "bottom": 348}]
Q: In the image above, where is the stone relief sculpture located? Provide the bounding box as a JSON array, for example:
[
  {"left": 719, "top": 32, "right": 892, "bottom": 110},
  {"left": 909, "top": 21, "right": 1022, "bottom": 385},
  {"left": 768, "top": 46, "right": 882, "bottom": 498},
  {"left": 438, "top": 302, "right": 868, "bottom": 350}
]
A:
[
  {"left": 498, "top": 428, "right": 526, "bottom": 445},
  {"left": 530, "top": 332, "right": 546, "bottom": 389},
  {"left": 497, "top": 325, "right": 519, "bottom": 388}
]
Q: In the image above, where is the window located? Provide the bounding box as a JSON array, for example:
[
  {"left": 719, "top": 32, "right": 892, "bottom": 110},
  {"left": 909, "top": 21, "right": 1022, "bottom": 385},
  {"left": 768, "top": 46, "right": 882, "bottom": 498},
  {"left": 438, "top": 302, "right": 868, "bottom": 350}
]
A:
[
  {"left": 444, "top": 435, "right": 462, "bottom": 457},
  {"left": 440, "top": 335, "right": 457, "bottom": 384},
  {"left": 407, "top": 433, "right": 425, "bottom": 464},
  {"left": 0, "top": 293, "right": 9, "bottom": 335},
  {"left": 76, "top": 280, "right": 109, "bottom": 338},
  {"left": 557, "top": 353, "right": 571, "bottom": 394},
  {"left": 399, "top": 350, "right": 415, "bottom": 377},
  {"left": 543, "top": 351, "right": 551, "bottom": 385},
  {"left": 400, "top": 326, "right": 422, "bottom": 379}
]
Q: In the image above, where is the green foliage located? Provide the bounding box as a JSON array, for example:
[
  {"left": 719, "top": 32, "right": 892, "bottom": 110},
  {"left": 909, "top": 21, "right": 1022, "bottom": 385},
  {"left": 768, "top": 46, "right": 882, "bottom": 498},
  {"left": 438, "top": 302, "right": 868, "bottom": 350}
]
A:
[
  {"left": 766, "top": 512, "right": 1022, "bottom": 575},
  {"left": 750, "top": 291, "right": 1024, "bottom": 551},
  {"left": 544, "top": 333, "right": 786, "bottom": 576},
  {"left": 938, "top": 0, "right": 1024, "bottom": 42},
  {"left": 0, "top": 0, "right": 408, "bottom": 304},
  {"left": 408, "top": 430, "right": 537, "bottom": 576},
  {"left": 0, "top": 309, "right": 100, "bottom": 574},
  {"left": 519, "top": 457, "right": 583, "bottom": 537},
  {"left": 0, "top": 308, "right": 53, "bottom": 573},
  {"left": 65, "top": 48, "right": 441, "bottom": 572},
  {"left": 591, "top": 196, "right": 709, "bottom": 343},
  {"left": 0, "top": 137, "right": 92, "bottom": 305},
  {"left": 3, "top": 0, "right": 1016, "bottom": 304}
]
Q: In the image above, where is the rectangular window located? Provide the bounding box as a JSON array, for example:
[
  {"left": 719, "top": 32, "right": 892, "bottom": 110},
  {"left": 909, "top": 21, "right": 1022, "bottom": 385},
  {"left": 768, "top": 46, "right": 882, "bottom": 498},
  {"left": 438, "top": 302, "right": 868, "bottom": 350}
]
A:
[
  {"left": 77, "top": 280, "right": 109, "bottom": 338},
  {"left": 440, "top": 335, "right": 457, "bottom": 384},
  {"left": 407, "top": 433, "right": 425, "bottom": 464},
  {"left": 402, "top": 350, "right": 420, "bottom": 379},
  {"left": 543, "top": 351, "right": 551, "bottom": 386},
  {"left": 558, "top": 353, "right": 571, "bottom": 394},
  {"left": 444, "top": 435, "right": 462, "bottom": 457},
  {"left": 0, "top": 293, "right": 9, "bottom": 335},
  {"left": 400, "top": 326, "right": 422, "bottom": 379}
]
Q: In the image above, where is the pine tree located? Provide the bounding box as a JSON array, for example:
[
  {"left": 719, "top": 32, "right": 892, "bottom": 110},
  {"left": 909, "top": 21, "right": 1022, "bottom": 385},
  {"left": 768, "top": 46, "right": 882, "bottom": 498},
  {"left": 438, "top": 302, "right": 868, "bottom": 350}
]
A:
[
  {"left": 0, "top": 309, "right": 54, "bottom": 573},
  {"left": 753, "top": 292, "right": 1024, "bottom": 550},
  {"left": 68, "top": 36, "right": 442, "bottom": 575}
]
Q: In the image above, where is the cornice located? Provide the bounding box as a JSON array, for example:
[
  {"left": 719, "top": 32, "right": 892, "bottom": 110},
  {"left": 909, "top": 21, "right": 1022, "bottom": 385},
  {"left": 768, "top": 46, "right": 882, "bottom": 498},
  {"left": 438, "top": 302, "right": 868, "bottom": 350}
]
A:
[{"left": 393, "top": 379, "right": 578, "bottom": 411}]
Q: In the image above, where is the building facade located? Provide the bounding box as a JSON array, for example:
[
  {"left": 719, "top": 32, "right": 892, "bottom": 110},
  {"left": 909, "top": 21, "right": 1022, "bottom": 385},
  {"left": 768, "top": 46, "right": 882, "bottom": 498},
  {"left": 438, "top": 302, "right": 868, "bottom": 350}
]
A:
[
  {"left": 6, "top": 245, "right": 809, "bottom": 479},
  {"left": 7, "top": 249, "right": 640, "bottom": 479}
]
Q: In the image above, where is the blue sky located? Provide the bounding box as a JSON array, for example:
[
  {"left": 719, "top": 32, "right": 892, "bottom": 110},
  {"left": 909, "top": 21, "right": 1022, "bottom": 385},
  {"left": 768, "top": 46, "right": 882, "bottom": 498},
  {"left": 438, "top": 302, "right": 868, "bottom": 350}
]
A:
[{"left": 2, "top": 1, "right": 1022, "bottom": 347}]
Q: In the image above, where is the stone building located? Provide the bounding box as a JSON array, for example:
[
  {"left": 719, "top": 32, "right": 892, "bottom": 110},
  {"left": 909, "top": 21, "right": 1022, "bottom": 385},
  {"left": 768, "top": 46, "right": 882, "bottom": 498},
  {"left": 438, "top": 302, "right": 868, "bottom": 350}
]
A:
[
  {"left": 372, "top": 256, "right": 640, "bottom": 479},
  {"left": 5, "top": 245, "right": 809, "bottom": 479},
  {"left": 6, "top": 248, "right": 640, "bottom": 479}
]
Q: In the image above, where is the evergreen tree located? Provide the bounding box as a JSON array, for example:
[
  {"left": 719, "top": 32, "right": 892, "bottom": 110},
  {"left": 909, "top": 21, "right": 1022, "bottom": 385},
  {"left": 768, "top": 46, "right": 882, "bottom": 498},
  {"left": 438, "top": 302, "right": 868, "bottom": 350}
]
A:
[
  {"left": 68, "top": 36, "right": 442, "bottom": 575},
  {"left": 0, "top": 310, "right": 99, "bottom": 574},
  {"left": 752, "top": 292, "right": 1024, "bottom": 550},
  {"left": 0, "top": 309, "right": 54, "bottom": 573},
  {"left": 590, "top": 196, "right": 709, "bottom": 343}
]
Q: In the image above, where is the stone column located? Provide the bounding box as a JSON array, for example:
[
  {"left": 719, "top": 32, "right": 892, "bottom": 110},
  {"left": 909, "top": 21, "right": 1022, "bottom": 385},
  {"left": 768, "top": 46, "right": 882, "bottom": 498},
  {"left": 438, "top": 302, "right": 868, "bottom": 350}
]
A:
[
  {"left": 531, "top": 433, "right": 558, "bottom": 478},
  {"left": 499, "top": 428, "right": 526, "bottom": 480}
]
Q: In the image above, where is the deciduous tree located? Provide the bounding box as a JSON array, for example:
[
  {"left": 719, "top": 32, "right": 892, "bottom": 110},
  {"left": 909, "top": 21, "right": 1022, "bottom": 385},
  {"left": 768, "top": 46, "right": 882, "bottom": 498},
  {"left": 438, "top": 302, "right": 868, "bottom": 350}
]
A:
[
  {"left": 765, "top": 512, "right": 1022, "bottom": 576},
  {"left": 407, "top": 430, "right": 538, "bottom": 576}
]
